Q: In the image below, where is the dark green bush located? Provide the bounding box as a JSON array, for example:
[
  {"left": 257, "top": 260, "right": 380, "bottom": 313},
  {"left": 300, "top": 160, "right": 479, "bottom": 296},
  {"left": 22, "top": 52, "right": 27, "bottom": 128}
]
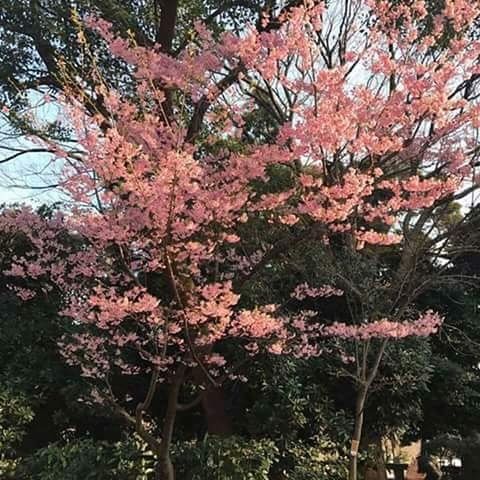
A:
[
  {"left": 12, "top": 435, "right": 278, "bottom": 480},
  {"left": 11, "top": 434, "right": 348, "bottom": 480},
  {"left": 173, "top": 435, "right": 278, "bottom": 480},
  {"left": 0, "top": 388, "right": 34, "bottom": 455},
  {"left": 274, "top": 441, "right": 348, "bottom": 480},
  {"left": 0, "top": 388, "right": 34, "bottom": 476},
  {"left": 13, "top": 438, "right": 154, "bottom": 480}
]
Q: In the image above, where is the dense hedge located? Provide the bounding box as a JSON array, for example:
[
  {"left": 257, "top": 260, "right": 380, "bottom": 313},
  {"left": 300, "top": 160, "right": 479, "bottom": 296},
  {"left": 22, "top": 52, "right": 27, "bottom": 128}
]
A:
[{"left": 7, "top": 436, "right": 348, "bottom": 480}]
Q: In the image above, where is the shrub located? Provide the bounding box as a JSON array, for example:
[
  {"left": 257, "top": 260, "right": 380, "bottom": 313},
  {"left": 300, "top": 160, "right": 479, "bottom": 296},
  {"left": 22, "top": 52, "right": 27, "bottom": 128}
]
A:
[
  {"left": 173, "top": 435, "right": 278, "bottom": 480},
  {"left": 13, "top": 438, "right": 154, "bottom": 480}
]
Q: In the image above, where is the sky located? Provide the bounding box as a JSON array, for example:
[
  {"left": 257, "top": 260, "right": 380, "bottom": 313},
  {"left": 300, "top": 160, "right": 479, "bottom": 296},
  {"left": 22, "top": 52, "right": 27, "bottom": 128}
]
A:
[
  {"left": 0, "top": 93, "right": 65, "bottom": 206},
  {"left": 0, "top": 142, "right": 61, "bottom": 205}
]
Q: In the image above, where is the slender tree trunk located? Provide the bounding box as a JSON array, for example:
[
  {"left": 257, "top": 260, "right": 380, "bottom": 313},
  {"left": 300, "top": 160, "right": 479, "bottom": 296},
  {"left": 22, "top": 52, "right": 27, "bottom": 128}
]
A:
[
  {"left": 349, "top": 385, "right": 368, "bottom": 480},
  {"left": 154, "top": 366, "right": 185, "bottom": 480},
  {"left": 156, "top": 456, "right": 175, "bottom": 480},
  {"left": 201, "top": 386, "right": 233, "bottom": 435},
  {"left": 348, "top": 339, "right": 389, "bottom": 480}
]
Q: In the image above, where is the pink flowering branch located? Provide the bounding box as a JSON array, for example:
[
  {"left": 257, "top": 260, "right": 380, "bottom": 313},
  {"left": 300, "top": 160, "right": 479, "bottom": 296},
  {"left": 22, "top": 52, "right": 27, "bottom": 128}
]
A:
[{"left": 321, "top": 310, "right": 443, "bottom": 340}]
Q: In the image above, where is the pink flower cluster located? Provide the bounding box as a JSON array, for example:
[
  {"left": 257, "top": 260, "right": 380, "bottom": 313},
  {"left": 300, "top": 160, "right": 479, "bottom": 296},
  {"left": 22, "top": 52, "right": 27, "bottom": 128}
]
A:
[
  {"left": 321, "top": 311, "right": 443, "bottom": 340},
  {"left": 291, "top": 283, "right": 344, "bottom": 300}
]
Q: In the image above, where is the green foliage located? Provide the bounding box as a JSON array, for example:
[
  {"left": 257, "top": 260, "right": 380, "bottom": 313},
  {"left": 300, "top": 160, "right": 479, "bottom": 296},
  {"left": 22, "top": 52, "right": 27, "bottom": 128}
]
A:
[
  {"left": 233, "top": 356, "right": 352, "bottom": 479},
  {"left": 0, "top": 0, "right": 264, "bottom": 106},
  {"left": 173, "top": 435, "right": 278, "bottom": 480},
  {"left": 13, "top": 438, "right": 154, "bottom": 480},
  {"left": 0, "top": 387, "right": 34, "bottom": 476},
  {"left": 12, "top": 435, "right": 348, "bottom": 480},
  {"left": 413, "top": 285, "right": 480, "bottom": 441},
  {"left": 0, "top": 388, "right": 34, "bottom": 451},
  {"left": 240, "top": 357, "right": 351, "bottom": 443},
  {"left": 364, "top": 337, "right": 433, "bottom": 442},
  {"left": 283, "top": 442, "right": 348, "bottom": 480}
]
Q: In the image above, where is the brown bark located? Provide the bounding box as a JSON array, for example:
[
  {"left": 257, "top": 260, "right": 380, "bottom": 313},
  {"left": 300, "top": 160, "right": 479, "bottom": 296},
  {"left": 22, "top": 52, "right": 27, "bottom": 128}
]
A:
[
  {"left": 155, "top": 457, "right": 175, "bottom": 480},
  {"left": 201, "top": 386, "right": 233, "bottom": 436},
  {"left": 155, "top": 0, "right": 179, "bottom": 54},
  {"left": 187, "top": 351, "right": 233, "bottom": 436},
  {"left": 155, "top": 365, "right": 186, "bottom": 480}
]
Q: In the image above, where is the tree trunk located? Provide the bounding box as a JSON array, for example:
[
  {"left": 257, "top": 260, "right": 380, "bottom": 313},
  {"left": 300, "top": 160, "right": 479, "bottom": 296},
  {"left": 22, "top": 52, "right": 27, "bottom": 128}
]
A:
[
  {"left": 201, "top": 386, "right": 233, "bottom": 436},
  {"left": 190, "top": 349, "right": 233, "bottom": 436},
  {"left": 155, "top": 0, "right": 178, "bottom": 53},
  {"left": 349, "top": 385, "right": 368, "bottom": 480},
  {"left": 154, "top": 366, "right": 185, "bottom": 480},
  {"left": 155, "top": 456, "right": 175, "bottom": 480}
]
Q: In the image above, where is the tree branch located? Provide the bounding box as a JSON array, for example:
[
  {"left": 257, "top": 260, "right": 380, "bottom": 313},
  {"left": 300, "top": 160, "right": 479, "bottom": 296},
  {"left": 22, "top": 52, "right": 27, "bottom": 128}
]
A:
[{"left": 155, "top": 0, "right": 179, "bottom": 53}]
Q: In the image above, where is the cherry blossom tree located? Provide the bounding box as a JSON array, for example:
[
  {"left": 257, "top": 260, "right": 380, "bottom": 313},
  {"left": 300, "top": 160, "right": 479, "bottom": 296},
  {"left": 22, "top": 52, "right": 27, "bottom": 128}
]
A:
[{"left": 2, "top": 1, "right": 480, "bottom": 479}]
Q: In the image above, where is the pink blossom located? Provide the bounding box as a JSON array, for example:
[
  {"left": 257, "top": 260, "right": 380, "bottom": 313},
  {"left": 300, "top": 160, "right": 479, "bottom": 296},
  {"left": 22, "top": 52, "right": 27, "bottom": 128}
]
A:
[
  {"left": 321, "top": 311, "right": 443, "bottom": 340},
  {"left": 291, "top": 283, "right": 344, "bottom": 300}
]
